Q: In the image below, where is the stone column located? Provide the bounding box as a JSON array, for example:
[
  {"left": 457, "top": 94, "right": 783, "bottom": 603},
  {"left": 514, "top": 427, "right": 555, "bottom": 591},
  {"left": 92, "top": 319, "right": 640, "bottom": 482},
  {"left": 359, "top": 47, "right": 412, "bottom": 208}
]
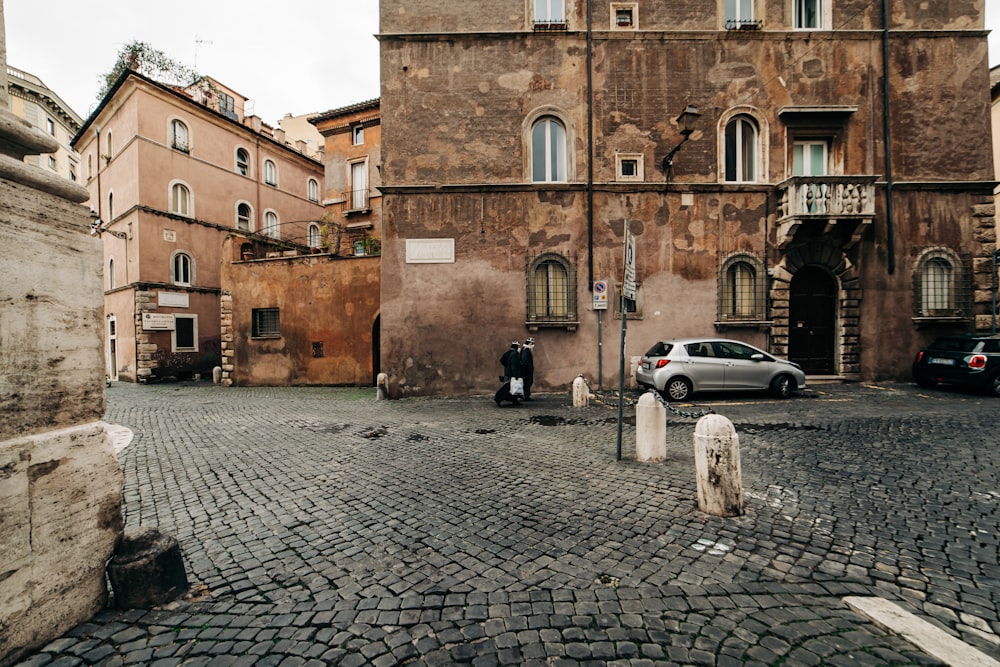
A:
[{"left": 0, "top": 3, "right": 124, "bottom": 663}]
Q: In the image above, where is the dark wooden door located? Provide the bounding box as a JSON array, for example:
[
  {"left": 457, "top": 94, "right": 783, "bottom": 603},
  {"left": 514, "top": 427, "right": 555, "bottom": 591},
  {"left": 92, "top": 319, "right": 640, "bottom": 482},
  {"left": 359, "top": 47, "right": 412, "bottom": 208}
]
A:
[{"left": 788, "top": 265, "right": 836, "bottom": 374}]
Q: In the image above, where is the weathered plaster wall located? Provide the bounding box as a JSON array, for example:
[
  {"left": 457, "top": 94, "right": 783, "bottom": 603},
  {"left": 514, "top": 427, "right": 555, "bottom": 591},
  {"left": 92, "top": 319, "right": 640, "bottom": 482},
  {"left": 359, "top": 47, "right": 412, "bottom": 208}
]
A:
[
  {"left": 221, "top": 239, "right": 380, "bottom": 386},
  {"left": 0, "top": 178, "right": 123, "bottom": 665}
]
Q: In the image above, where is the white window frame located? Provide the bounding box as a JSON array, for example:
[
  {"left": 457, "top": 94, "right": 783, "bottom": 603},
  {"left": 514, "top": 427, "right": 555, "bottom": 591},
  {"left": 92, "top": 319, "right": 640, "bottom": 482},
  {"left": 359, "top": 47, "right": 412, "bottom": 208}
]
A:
[
  {"left": 793, "top": 0, "right": 825, "bottom": 29},
  {"left": 263, "top": 210, "right": 279, "bottom": 239},
  {"left": 172, "top": 251, "right": 194, "bottom": 286},
  {"left": 534, "top": 0, "right": 566, "bottom": 24},
  {"left": 792, "top": 140, "right": 828, "bottom": 176},
  {"left": 236, "top": 147, "right": 251, "bottom": 176},
  {"left": 169, "top": 180, "right": 193, "bottom": 217},
  {"left": 263, "top": 159, "right": 277, "bottom": 186},
  {"left": 352, "top": 125, "right": 364, "bottom": 146},
  {"left": 615, "top": 153, "right": 644, "bottom": 182},
  {"left": 169, "top": 118, "right": 189, "bottom": 152},
  {"left": 236, "top": 201, "right": 253, "bottom": 231},
  {"left": 308, "top": 223, "right": 321, "bottom": 248},
  {"left": 308, "top": 178, "right": 320, "bottom": 202},
  {"left": 724, "top": 115, "right": 760, "bottom": 183},
  {"left": 530, "top": 116, "right": 568, "bottom": 183},
  {"left": 610, "top": 3, "right": 637, "bottom": 29},
  {"left": 172, "top": 314, "right": 199, "bottom": 352},
  {"left": 726, "top": 0, "right": 754, "bottom": 22}
]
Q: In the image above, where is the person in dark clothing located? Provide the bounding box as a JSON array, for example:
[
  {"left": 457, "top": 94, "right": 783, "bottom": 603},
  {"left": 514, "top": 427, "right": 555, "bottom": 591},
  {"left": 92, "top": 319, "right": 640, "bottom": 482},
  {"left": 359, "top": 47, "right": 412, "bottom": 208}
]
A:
[
  {"left": 495, "top": 341, "right": 523, "bottom": 406},
  {"left": 519, "top": 337, "right": 535, "bottom": 400}
]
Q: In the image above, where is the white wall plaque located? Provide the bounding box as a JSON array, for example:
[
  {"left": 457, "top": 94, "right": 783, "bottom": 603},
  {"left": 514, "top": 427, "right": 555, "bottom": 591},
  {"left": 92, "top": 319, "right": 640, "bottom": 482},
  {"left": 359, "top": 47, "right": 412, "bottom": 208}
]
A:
[
  {"left": 405, "top": 238, "right": 455, "bottom": 264},
  {"left": 141, "top": 312, "right": 175, "bottom": 331},
  {"left": 158, "top": 292, "right": 189, "bottom": 307},
  {"left": 163, "top": 229, "right": 177, "bottom": 242}
]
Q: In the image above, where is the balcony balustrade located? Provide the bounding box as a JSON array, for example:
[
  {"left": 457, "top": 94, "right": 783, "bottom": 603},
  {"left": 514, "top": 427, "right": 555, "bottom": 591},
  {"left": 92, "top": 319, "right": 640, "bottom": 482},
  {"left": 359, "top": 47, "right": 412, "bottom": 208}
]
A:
[{"left": 775, "top": 175, "right": 877, "bottom": 248}]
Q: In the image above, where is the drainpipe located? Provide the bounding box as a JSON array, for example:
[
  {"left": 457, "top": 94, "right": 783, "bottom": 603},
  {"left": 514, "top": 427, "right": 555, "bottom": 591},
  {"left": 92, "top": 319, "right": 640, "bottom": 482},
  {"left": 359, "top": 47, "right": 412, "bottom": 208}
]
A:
[
  {"left": 585, "top": 0, "right": 594, "bottom": 287},
  {"left": 881, "top": 0, "right": 896, "bottom": 274}
]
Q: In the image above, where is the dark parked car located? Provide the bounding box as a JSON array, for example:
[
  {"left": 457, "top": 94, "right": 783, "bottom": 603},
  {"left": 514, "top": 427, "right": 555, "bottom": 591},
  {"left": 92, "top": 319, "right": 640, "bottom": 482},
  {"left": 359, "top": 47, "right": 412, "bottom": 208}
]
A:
[
  {"left": 912, "top": 334, "right": 1000, "bottom": 396},
  {"left": 635, "top": 337, "right": 807, "bottom": 401}
]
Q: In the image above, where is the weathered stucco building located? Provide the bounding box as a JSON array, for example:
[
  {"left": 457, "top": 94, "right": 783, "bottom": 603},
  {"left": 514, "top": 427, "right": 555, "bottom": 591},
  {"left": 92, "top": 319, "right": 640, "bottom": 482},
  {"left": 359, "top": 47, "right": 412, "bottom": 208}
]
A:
[
  {"left": 378, "top": 0, "right": 996, "bottom": 397},
  {"left": 71, "top": 71, "right": 325, "bottom": 383}
]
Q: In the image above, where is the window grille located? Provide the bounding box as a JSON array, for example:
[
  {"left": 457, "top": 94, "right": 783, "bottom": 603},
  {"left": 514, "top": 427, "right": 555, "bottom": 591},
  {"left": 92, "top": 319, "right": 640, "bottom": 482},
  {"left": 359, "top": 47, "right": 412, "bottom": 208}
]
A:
[
  {"left": 252, "top": 308, "right": 281, "bottom": 338},
  {"left": 718, "top": 254, "right": 767, "bottom": 321},
  {"left": 913, "top": 249, "right": 971, "bottom": 318},
  {"left": 527, "top": 253, "right": 578, "bottom": 328}
]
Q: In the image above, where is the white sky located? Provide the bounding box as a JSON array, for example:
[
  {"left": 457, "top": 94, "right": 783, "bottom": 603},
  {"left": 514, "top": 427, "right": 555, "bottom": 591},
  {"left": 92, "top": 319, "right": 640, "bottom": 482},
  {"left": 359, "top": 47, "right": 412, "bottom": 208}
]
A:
[
  {"left": 4, "top": 2, "right": 1000, "bottom": 127},
  {"left": 5, "top": 1, "right": 382, "bottom": 125}
]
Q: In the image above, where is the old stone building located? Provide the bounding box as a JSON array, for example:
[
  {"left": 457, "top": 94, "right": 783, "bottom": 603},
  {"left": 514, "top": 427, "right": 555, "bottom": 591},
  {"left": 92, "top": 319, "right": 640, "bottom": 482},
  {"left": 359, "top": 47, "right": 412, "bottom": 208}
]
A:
[
  {"left": 378, "top": 0, "right": 996, "bottom": 397},
  {"left": 6, "top": 65, "right": 82, "bottom": 184},
  {"left": 71, "top": 71, "right": 325, "bottom": 383}
]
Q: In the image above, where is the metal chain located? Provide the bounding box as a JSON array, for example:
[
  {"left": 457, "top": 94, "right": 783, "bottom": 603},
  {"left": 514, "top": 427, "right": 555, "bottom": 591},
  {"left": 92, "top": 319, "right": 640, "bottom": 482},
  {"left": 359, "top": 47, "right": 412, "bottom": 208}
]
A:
[{"left": 576, "top": 376, "right": 714, "bottom": 420}]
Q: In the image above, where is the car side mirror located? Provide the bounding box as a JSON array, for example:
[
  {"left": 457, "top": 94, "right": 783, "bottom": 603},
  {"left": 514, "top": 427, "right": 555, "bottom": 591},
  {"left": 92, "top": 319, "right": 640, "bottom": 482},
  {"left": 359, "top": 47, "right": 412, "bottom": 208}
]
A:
[{"left": 750, "top": 353, "right": 764, "bottom": 361}]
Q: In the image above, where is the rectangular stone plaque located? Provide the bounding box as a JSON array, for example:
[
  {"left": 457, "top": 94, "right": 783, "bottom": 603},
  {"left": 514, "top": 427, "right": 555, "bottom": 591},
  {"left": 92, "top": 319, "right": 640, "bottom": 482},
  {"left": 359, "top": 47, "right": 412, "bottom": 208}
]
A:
[{"left": 405, "top": 238, "right": 455, "bottom": 264}]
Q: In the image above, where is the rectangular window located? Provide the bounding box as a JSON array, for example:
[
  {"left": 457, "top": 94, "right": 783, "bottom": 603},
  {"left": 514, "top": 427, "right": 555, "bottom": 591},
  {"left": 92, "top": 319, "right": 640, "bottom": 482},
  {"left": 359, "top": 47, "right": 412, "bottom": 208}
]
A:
[
  {"left": 725, "top": 0, "right": 758, "bottom": 29},
  {"left": 219, "top": 93, "right": 237, "bottom": 120},
  {"left": 46, "top": 118, "right": 55, "bottom": 135},
  {"left": 794, "top": 0, "right": 821, "bottom": 28},
  {"left": 616, "top": 154, "right": 643, "bottom": 182},
  {"left": 172, "top": 315, "right": 198, "bottom": 352},
  {"left": 47, "top": 156, "right": 56, "bottom": 170},
  {"left": 534, "top": 0, "right": 566, "bottom": 27},
  {"left": 252, "top": 307, "right": 281, "bottom": 338},
  {"left": 353, "top": 126, "right": 364, "bottom": 145},
  {"left": 611, "top": 3, "right": 637, "bottom": 29}
]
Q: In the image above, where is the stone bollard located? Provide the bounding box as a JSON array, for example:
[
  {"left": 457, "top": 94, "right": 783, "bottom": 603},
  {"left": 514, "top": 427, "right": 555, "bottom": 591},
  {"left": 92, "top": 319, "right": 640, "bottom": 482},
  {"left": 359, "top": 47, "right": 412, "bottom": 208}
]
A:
[
  {"left": 107, "top": 528, "right": 188, "bottom": 609},
  {"left": 693, "top": 414, "right": 744, "bottom": 517},
  {"left": 572, "top": 376, "right": 589, "bottom": 407},
  {"left": 376, "top": 372, "right": 389, "bottom": 400},
  {"left": 635, "top": 392, "right": 666, "bottom": 462},
  {"left": 212, "top": 366, "right": 222, "bottom": 384}
]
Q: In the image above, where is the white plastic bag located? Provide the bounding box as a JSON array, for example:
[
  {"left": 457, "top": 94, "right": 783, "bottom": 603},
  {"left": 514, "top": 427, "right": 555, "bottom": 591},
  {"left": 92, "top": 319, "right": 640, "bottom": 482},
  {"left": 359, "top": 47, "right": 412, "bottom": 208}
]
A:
[{"left": 509, "top": 377, "right": 524, "bottom": 397}]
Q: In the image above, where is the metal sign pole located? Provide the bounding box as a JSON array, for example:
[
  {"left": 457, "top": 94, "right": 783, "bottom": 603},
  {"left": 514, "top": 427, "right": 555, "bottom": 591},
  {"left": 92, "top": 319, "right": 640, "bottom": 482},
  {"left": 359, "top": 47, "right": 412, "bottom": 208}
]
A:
[{"left": 616, "top": 220, "right": 635, "bottom": 462}]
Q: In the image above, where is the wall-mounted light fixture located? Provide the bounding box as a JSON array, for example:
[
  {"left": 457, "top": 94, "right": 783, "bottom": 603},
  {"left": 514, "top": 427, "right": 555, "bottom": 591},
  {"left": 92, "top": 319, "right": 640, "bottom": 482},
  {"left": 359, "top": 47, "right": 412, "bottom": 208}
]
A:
[
  {"left": 660, "top": 104, "right": 702, "bottom": 172},
  {"left": 89, "top": 209, "right": 128, "bottom": 239}
]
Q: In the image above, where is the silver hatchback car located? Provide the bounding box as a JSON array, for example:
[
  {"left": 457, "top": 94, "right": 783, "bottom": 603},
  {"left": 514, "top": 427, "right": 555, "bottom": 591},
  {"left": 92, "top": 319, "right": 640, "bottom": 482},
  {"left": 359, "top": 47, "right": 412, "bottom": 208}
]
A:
[{"left": 636, "top": 337, "right": 807, "bottom": 401}]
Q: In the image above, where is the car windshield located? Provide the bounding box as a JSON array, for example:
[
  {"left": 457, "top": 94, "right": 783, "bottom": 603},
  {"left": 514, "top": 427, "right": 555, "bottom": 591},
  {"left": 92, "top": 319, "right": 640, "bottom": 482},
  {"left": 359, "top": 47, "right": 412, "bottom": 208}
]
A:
[
  {"left": 644, "top": 342, "right": 673, "bottom": 357},
  {"left": 930, "top": 338, "right": 984, "bottom": 354}
]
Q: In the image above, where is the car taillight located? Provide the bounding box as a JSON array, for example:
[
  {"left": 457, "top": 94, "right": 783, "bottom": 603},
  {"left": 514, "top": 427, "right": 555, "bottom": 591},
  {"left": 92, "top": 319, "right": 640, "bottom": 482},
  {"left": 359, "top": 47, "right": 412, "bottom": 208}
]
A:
[
  {"left": 655, "top": 359, "right": 670, "bottom": 369},
  {"left": 969, "top": 355, "right": 987, "bottom": 369},
  {"left": 915, "top": 351, "right": 924, "bottom": 363}
]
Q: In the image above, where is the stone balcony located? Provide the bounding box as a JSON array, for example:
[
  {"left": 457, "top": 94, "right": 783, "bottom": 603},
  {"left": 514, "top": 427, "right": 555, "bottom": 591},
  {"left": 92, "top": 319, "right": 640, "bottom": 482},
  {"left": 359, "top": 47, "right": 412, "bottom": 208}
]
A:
[{"left": 775, "top": 175, "right": 878, "bottom": 249}]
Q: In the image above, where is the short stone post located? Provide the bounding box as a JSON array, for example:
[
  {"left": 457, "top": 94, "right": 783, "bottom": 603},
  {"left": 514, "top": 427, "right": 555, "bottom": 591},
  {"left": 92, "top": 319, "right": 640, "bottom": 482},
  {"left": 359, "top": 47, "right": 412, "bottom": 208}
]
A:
[
  {"left": 572, "top": 376, "right": 589, "bottom": 407},
  {"left": 693, "top": 414, "right": 743, "bottom": 516},
  {"left": 212, "top": 366, "right": 222, "bottom": 384},
  {"left": 107, "top": 528, "right": 188, "bottom": 609},
  {"left": 376, "top": 372, "right": 389, "bottom": 400},
  {"left": 635, "top": 392, "right": 666, "bottom": 462}
]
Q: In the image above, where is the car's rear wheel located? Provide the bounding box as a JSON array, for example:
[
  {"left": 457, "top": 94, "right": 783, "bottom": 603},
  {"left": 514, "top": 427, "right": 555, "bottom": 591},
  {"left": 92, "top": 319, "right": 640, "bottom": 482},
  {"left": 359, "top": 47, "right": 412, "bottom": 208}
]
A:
[
  {"left": 662, "top": 377, "right": 692, "bottom": 402},
  {"left": 769, "top": 374, "right": 796, "bottom": 398}
]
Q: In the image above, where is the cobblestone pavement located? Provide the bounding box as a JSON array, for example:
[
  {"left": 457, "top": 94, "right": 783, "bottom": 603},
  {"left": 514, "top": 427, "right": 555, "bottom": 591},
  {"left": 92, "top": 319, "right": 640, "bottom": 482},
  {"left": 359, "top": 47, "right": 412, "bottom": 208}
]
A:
[{"left": 12, "top": 381, "right": 1000, "bottom": 666}]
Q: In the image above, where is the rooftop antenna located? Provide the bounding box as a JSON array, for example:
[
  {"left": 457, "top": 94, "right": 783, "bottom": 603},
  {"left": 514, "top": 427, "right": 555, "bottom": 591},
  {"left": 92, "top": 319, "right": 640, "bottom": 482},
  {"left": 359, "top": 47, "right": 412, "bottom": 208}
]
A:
[{"left": 194, "top": 36, "right": 213, "bottom": 70}]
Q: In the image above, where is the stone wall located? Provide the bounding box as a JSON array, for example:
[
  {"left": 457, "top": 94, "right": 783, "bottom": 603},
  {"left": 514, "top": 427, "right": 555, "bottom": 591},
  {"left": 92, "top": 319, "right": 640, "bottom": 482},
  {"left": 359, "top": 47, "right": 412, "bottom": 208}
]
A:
[{"left": 0, "top": 121, "right": 123, "bottom": 664}]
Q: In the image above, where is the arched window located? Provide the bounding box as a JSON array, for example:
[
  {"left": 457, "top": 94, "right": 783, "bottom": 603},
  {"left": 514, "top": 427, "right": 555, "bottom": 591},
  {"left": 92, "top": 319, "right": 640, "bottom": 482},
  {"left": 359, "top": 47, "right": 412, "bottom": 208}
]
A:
[
  {"left": 170, "top": 182, "right": 192, "bottom": 217},
  {"left": 719, "top": 254, "right": 766, "bottom": 321},
  {"left": 527, "top": 253, "right": 578, "bottom": 327},
  {"left": 236, "top": 202, "right": 252, "bottom": 231},
  {"left": 172, "top": 252, "right": 193, "bottom": 286},
  {"left": 107, "top": 192, "right": 114, "bottom": 221},
  {"left": 263, "top": 159, "right": 277, "bottom": 186},
  {"left": 108, "top": 258, "right": 115, "bottom": 290},
  {"left": 264, "top": 211, "right": 279, "bottom": 238},
  {"left": 916, "top": 248, "right": 964, "bottom": 317},
  {"left": 308, "top": 178, "right": 320, "bottom": 202},
  {"left": 105, "top": 130, "right": 113, "bottom": 158},
  {"left": 236, "top": 148, "right": 250, "bottom": 176},
  {"left": 531, "top": 117, "right": 567, "bottom": 183},
  {"left": 170, "top": 119, "right": 189, "bottom": 152},
  {"left": 724, "top": 115, "right": 758, "bottom": 182},
  {"left": 308, "top": 223, "right": 321, "bottom": 248}
]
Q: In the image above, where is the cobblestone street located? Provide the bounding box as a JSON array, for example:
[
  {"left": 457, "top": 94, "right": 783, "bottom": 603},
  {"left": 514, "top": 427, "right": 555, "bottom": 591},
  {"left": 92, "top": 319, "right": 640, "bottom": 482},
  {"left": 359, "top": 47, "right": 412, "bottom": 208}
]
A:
[{"left": 13, "top": 381, "right": 1000, "bottom": 666}]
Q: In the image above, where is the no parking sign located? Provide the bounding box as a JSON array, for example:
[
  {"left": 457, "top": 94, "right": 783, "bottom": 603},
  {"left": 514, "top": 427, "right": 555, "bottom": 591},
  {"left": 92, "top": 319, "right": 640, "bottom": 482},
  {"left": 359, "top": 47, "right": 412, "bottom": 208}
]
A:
[{"left": 593, "top": 280, "right": 608, "bottom": 310}]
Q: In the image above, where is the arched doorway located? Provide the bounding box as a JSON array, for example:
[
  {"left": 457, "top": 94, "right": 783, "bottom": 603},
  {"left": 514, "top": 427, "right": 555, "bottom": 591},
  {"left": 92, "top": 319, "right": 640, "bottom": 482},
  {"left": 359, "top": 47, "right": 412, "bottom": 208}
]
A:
[{"left": 788, "top": 265, "right": 837, "bottom": 374}]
